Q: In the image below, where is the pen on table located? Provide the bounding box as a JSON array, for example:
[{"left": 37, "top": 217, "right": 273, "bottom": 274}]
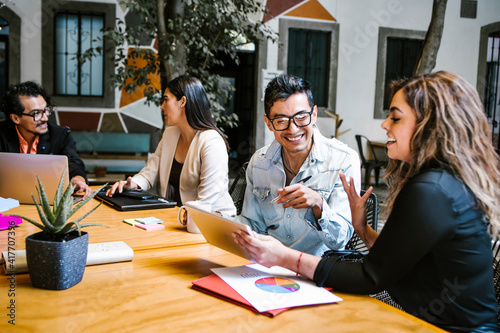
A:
[{"left": 268, "top": 175, "right": 312, "bottom": 205}]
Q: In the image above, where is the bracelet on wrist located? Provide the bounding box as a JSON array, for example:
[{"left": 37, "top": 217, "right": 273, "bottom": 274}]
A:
[{"left": 296, "top": 251, "right": 304, "bottom": 276}]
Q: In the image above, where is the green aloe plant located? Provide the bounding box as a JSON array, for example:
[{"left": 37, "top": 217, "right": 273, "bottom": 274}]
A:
[{"left": 14, "top": 169, "right": 108, "bottom": 239}]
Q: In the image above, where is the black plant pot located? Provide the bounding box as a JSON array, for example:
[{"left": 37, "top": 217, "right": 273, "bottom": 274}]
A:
[{"left": 25, "top": 231, "right": 89, "bottom": 290}]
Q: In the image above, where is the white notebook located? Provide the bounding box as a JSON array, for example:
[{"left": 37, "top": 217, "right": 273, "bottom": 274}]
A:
[{"left": 2, "top": 241, "right": 134, "bottom": 274}]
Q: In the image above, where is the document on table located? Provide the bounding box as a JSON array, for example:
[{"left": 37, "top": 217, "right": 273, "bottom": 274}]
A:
[
  {"left": 211, "top": 264, "right": 342, "bottom": 312},
  {"left": 0, "top": 198, "right": 19, "bottom": 213},
  {"left": 2, "top": 241, "right": 134, "bottom": 274}
]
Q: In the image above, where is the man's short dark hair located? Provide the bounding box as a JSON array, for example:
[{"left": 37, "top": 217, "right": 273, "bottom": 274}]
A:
[
  {"left": 0, "top": 81, "right": 52, "bottom": 118},
  {"left": 264, "top": 74, "right": 314, "bottom": 116}
]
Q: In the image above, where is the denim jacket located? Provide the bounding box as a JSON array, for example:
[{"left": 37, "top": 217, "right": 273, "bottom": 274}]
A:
[{"left": 236, "top": 128, "right": 361, "bottom": 256}]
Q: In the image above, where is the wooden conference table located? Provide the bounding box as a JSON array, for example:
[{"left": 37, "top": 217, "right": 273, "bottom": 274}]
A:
[{"left": 0, "top": 200, "right": 445, "bottom": 333}]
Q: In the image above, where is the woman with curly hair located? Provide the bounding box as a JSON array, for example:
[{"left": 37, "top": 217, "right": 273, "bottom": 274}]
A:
[{"left": 234, "top": 71, "right": 500, "bottom": 332}]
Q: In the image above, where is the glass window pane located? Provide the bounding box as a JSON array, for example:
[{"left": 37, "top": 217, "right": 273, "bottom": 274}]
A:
[
  {"left": 55, "top": 12, "right": 104, "bottom": 96},
  {"left": 90, "top": 15, "right": 103, "bottom": 96},
  {"left": 90, "top": 55, "right": 103, "bottom": 96},
  {"left": 66, "top": 57, "right": 79, "bottom": 95},
  {"left": 0, "top": 39, "right": 6, "bottom": 99},
  {"left": 55, "top": 14, "right": 79, "bottom": 95},
  {"left": 288, "top": 29, "right": 307, "bottom": 78},
  {"left": 55, "top": 15, "right": 67, "bottom": 55},
  {"left": 0, "top": 16, "right": 9, "bottom": 36},
  {"left": 287, "top": 29, "right": 330, "bottom": 107},
  {"left": 384, "top": 38, "right": 422, "bottom": 109},
  {"left": 308, "top": 31, "right": 330, "bottom": 106},
  {"left": 92, "top": 16, "right": 104, "bottom": 48},
  {"left": 55, "top": 53, "right": 66, "bottom": 94},
  {"left": 80, "top": 60, "right": 90, "bottom": 95},
  {"left": 66, "top": 14, "right": 79, "bottom": 59},
  {"left": 485, "top": 62, "right": 498, "bottom": 118},
  {"left": 80, "top": 15, "right": 92, "bottom": 52},
  {"left": 55, "top": 14, "right": 68, "bottom": 94}
]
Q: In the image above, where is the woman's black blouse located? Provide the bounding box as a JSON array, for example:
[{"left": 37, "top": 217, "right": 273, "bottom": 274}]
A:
[
  {"left": 168, "top": 158, "right": 183, "bottom": 207},
  {"left": 313, "top": 168, "right": 498, "bottom": 332}
]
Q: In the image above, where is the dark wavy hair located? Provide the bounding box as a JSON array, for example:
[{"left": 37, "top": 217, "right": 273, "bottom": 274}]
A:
[
  {"left": 166, "top": 75, "right": 228, "bottom": 150},
  {"left": 264, "top": 74, "right": 314, "bottom": 116},
  {"left": 0, "top": 81, "right": 52, "bottom": 119}
]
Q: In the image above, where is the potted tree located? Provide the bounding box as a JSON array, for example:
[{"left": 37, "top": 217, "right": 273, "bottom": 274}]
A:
[{"left": 14, "top": 170, "right": 107, "bottom": 290}]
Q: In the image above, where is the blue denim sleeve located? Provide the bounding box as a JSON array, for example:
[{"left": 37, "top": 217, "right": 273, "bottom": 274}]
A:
[
  {"left": 233, "top": 155, "right": 270, "bottom": 235},
  {"left": 304, "top": 153, "right": 360, "bottom": 250}
]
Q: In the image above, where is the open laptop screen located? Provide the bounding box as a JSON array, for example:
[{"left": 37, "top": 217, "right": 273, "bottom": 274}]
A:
[{"left": 0, "top": 152, "right": 69, "bottom": 204}]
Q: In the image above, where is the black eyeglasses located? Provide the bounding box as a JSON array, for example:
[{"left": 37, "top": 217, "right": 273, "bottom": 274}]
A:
[
  {"left": 20, "top": 106, "right": 53, "bottom": 122},
  {"left": 266, "top": 108, "right": 314, "bottom": 131}
]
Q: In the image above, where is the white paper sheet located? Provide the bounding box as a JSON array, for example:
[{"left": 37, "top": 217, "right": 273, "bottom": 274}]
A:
[
  {"left": 0, "top": 197, "right": 19, "bottom": 213},
  {"left": 211, "top": 264, "right": 342, "bottom": 312},
  {"left": 2, "top": 241, "right": 134, "bottom": 274}
]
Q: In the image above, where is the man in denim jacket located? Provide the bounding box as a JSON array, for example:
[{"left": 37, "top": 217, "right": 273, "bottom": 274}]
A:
[{"left": 236, "top": 74, "right": 361, "bottom": 256}]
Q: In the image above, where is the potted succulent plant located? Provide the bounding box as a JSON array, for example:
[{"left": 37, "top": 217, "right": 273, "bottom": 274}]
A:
[{"left": 14, "top": 170, "right": 107, "bottom": 290}]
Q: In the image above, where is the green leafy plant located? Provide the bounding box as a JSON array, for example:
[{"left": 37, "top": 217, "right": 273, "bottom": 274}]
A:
[
  {"left": 14, "top": 169, "right": 108, "bottom": 241},
  {"left": 80, "top": 0, "right": 278, "bottom": 129}
]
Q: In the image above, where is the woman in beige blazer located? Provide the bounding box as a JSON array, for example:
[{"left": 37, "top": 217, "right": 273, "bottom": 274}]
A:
[{"left": 107, "top": 75, "right": 236, "bottom": 215}]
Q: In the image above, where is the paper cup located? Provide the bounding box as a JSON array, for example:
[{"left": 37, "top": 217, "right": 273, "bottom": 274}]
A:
[{"left": 177, "top": 201, "right": 211, "bottom": 234}]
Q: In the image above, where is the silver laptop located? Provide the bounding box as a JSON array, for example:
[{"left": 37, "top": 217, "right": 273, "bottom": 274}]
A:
[
  {"left": 0, "top": 153, "right": 69, "bottom": 204},
  {"left": 185, "top": 204, "right": 253, "bottom": 260}
]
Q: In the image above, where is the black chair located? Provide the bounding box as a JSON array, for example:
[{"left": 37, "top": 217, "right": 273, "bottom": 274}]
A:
[
  {"left": 355, "top": 135, "right": 386, "bottom": 190},
  {"left": 371, "top": 291, "right": 405, "bottom": 312},
  {"left": 345, "top": 190, "right": 378, "bottom": 252},
  {"left": 492, "top": 236, "right": 500, "bottom": 323},
  {"left": 229, "top": 162, "right": 248, "bottom": 215}
]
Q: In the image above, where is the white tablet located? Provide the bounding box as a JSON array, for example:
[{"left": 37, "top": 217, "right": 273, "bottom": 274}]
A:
[{"left": 185, "top": 204, "right": 253, "bottom": 260}]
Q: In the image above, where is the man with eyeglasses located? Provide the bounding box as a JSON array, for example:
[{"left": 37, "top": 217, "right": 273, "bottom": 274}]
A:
[
  {"left": 0, "top": 81, "right": 91, "bottom": 198},
  {"left": 235, "top": 74, "right": 361, "bottom": 256}
]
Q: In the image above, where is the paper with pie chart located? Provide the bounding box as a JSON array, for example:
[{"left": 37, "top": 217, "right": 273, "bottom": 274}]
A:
[
  {"left": 255, "top": 277, "right": 300, "bottom": 293},
  {"left": 211, "top": 264, "right": 342, "bottom": 312}
]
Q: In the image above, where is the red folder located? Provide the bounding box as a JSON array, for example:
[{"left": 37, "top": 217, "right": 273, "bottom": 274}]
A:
[{"left": 191, "top": 274, "right": 291, "bottom": 317}]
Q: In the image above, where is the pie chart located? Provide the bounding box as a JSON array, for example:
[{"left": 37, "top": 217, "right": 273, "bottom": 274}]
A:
[{"left": 254, "top": 277, "right": 300, "bottom": 293}]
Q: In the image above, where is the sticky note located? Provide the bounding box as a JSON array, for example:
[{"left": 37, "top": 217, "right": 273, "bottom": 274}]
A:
[
  {"left": 123, "top": 219, "right": 139, "bottom": 226},
  {"left": 134, "top": 223, "right": 165, "bottom": 231},
  {"left": 135, "top": 217, "right": 163, "bottom": 224}
]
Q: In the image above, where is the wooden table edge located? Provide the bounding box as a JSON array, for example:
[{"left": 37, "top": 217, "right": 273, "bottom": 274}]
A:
[{"left": 367, "top": 297, "right": 447, "bottom": 332}]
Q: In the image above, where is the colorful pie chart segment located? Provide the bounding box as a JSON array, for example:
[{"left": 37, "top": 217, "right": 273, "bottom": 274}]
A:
[{"left": 254, "top": 277, "right": 300, "bottom": 293}]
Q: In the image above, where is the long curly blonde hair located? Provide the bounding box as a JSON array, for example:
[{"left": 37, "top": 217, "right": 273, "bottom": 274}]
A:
[{"left": 383, "top": 71, "right": 500, "bottom": 234}]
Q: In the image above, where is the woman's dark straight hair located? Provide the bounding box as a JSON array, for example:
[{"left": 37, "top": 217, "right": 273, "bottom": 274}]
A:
[{"left": 166, "top": 75, "right": 229, "bottom": 150}]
